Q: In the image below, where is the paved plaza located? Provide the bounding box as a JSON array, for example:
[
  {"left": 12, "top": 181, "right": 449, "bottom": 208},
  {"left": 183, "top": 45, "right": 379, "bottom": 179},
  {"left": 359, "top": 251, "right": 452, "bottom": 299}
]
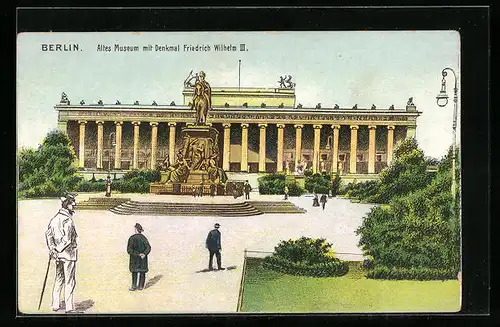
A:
[{"left": 17, "top": 193, "right": 374, "bottom": 314}]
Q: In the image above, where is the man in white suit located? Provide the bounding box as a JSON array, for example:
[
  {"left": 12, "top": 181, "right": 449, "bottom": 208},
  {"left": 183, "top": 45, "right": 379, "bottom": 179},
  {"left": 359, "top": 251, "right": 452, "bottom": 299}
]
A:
[{"left": 45, "top": 193, "right": 79, "bottom": 313}]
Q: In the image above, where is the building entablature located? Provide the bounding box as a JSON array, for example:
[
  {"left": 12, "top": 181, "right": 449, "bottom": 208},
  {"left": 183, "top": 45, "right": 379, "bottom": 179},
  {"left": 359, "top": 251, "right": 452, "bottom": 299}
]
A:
[{"left": 56, "top": 105, "right": 421, "bottom": 126}]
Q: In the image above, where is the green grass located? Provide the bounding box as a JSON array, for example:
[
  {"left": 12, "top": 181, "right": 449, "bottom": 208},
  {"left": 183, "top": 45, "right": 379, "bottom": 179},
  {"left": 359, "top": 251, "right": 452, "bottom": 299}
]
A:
[{"left": 239, "top": 258, "right": 460, "bottom": 313}]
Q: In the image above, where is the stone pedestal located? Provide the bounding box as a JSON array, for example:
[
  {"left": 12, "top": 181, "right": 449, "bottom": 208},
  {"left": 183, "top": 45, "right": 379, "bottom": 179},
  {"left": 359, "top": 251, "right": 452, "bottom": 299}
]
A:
[{"left": 152, "top": 124, "right": 228, "bottom": 194}]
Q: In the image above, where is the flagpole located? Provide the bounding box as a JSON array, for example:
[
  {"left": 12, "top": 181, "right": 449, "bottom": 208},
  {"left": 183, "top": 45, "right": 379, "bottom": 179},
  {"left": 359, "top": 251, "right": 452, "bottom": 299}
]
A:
[{"left": 238, "top": 60, "right": 241, "bottom": 91}]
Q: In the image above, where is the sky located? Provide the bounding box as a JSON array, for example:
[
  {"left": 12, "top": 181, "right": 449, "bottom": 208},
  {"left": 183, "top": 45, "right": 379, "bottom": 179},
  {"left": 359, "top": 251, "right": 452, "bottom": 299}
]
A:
[{"left": 17, "top": 31, "right": 460, "bottom": 159}]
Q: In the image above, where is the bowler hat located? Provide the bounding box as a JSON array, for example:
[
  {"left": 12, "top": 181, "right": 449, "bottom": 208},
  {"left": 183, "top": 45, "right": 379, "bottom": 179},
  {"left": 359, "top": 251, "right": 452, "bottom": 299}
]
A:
[
  {"left": 214, "top": 223, "right": 220, "bottom": 228},
  {"left": 134, "top": 223, "right": 144, "bottom": 232}
]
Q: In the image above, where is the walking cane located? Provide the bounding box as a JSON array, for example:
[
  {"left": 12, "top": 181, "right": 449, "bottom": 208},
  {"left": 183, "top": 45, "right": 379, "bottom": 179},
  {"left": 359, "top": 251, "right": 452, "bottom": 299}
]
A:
[{"left": 38, "top": 256, "right": 51, "bottom": 310}]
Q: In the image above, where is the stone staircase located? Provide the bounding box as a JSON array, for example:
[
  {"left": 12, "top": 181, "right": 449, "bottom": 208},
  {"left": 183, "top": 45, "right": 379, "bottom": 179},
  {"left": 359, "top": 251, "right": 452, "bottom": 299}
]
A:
[
  {"left": 77, "top": 197, "right": 131, "bottom": 210},
  {"left": 110, "top": 201, "right": 263, "bottom": 217},
  {"left": 247, "top": 201, "right": 307, "bottom": 214},
  {"left": 77, "top": 198, "right": 306, "bottom": 216}
]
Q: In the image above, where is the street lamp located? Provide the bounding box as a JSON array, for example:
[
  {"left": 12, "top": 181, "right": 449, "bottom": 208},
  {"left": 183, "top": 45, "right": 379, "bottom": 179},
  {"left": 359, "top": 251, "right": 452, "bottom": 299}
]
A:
[
  {"left": 436, "top": 66, "right": 460, "bottom": 282},
  {"left": 108, "top": 132, "right": 116, "bottom": 173},
  {"left": 436, "top": 68, "right": 458, "bottom": 201}
]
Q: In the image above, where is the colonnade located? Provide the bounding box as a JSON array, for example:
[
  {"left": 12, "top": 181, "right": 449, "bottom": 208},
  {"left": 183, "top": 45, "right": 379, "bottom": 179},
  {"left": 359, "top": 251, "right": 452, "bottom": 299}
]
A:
[{"left": 76, "top": 120, "right": 405, "bottom": 174}]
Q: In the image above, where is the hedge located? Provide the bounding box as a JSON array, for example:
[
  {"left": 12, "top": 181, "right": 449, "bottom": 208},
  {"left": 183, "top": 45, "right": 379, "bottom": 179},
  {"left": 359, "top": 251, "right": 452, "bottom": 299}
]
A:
[
  {"left": 258, "top": 174, "right": 305, "bottom": 196},
  {"left": 304, "top": 173, "right": 331, "bottom": 194},
  {"left": 262, "top": 255, "right": 349, "bottom": 277},
  {"left": 366, "top": 265, "right": 458, "bottom": 281}
]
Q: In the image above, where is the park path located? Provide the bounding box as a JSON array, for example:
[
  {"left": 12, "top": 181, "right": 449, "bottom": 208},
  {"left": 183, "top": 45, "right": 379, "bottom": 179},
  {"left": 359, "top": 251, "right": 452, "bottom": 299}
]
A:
[{"left": 17, "top": 194, "right": 374, "bottom": 314}]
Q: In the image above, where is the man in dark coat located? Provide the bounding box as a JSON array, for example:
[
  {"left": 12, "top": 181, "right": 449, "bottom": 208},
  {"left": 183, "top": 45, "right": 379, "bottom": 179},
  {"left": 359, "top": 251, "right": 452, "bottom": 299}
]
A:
[
  {"left": 205, "top": 223, "right": 225, "bottom": 271},
  {"left": 243, "top": 181, "right": 252, "bottom": 200},
  {"left": 127, "top": 223, "right": 151, "bottom": 291},
  {"left": 320, "top": 193, "right": 328, "bottom": 210}
]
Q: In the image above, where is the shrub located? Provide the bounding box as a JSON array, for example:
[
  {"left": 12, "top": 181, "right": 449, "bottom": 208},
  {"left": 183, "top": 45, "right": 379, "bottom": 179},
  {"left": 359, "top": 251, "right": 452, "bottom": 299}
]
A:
[
  {"left": 262, "top": 237, "right": 349, "bottom": 277},
  {"left": 263, "top": 255, "right": 348, "bottom": 277},
  {"left": 75, "top": 180, "right": 106, "bottom": 192},
  {"left": 304, "top": 173, "right": 330, "bottom": 194},
  {"left": 287, "top": 182, "right": 306, "bottom": 196},
  {"left": 258, "top": 174, "right": 285, "bottom": 194},
  {"left": 122, "top": 169, "right": 161, "bottom": 182},
  {"left": 342, "top": 180, "right": 380, "bottom": 200}
]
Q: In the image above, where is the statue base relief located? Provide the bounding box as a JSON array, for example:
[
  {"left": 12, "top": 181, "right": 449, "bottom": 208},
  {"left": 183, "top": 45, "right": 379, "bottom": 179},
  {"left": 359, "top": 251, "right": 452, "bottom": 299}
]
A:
[{"left": 150, "top": 124, "right": 229, "bottom": 195}]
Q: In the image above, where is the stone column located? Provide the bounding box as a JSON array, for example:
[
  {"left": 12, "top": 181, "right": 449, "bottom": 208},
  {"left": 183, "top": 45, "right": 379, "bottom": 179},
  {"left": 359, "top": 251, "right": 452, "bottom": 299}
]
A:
[
  {"left": 406, "top": 125, "right": 416, "bottom": 139},
  {"left": 349, "top": 125, "right": 359, "bottom": 174},
  {"left": 276, "top": 124, "right": 285, "bottom": 172},
  {"left": 312, "top": 124, "right": 322, "bottom": 174},
  {"left": 150, "top": 122, "right": 158, "bottom": 169},
  {"left": 114, "top": 121, "right": 123, "bottom": 169},
  {"left": 368, "top": 125, "right": 377, "bottom": 174},
  {"left": 294, "top": 124, "right": 303, "bottom": 172},
  {"left": 387, "top": 125, "right": 395, "bottom": 166},
  {"left": 57, "top": 121, "right": 68, "bottom": 134},
  {"left": 223, "top": 123, "right": 231, "bottom": 171},
  {"left": 168, "top": 122, "right": 176, "bottom": 165},
  {"left": 241, "top": 123, "right": 249, "bottom": 172},
  {"left": 132, "top": 121, "right": 141, "bottom": 169},
  {"left": 78, "top": 120, "right": 87, "bottom": 168},
  {"left": 331, "top": 124, "right": 340, "bottom": 173},
  {"left": 258, "top": 123, "right": 267, "bottom": 172},
  {"left": 96, "top": 121, "right": 104, "bottom": 169}
]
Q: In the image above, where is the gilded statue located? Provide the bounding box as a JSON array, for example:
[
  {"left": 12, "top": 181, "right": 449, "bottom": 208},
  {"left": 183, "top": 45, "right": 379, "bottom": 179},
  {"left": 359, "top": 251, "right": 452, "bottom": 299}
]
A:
[{"left": 186, "top": 71, "right": 212, "bottom": 124}]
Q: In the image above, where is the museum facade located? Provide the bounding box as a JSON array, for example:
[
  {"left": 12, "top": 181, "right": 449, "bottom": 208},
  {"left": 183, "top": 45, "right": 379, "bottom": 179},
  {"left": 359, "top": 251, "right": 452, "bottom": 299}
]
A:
[{"left": 55, "top": 84, "right": 421, "bottom": 180}]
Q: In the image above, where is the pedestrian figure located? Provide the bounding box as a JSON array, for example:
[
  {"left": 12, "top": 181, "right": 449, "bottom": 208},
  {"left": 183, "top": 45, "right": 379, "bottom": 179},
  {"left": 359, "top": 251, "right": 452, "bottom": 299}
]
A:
[
  {"left": 199, "top": 183, "right": 204, "bottom": 197},
  {"left": 206, "top": 223, "right": 225, "bottom": 271},
  {"left": 192, "top": 185, "right": 197, "bottom": 197},
  {"left": 210, "top": 183, "right": 216, "bottom": 197},
  {"left": 320, "top": 194, "right": 328, "bottom": 210},
  {"left": 105, "top": 175, "right": 112, "bottom": 197},
  {"left": 312, "top": 192, "right": 320, "bottom": 207},
  {"left": 244, "top": 180, "right": 252, "bottom": 200},
  {"left": 44, "top": 193, "right": 79, "bottom": 313},
  {"left": 284, "top": 185, "right": 289, "bottom": 200},
  {"left": 127, "top": 223, "right": 151, "bottom": 291}
]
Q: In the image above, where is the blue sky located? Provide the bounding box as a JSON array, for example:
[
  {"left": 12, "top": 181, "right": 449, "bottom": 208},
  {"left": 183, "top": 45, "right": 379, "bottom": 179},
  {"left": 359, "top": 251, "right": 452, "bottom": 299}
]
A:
[{"left": 17, "top": 31, "right": 460, "bottom": 159}]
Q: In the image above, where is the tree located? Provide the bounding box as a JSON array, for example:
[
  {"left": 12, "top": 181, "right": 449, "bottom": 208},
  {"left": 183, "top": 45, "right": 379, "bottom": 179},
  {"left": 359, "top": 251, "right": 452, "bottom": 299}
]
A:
[
  {"left": 18, "top": 130, "right": 82, "bottom": 198},
  {"left": 374, "top": 138, "right": 434, "bottom": 203},
  {"left": 355, "top": 143, "right": 461, "bottom": 279}
]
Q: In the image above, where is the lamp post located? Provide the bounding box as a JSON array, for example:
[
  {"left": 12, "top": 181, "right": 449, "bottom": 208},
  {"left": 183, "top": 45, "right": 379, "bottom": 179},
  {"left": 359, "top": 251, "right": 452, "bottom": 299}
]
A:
[
  {"left": 108, "top": 132, "right": 116, "bottom": 173},
  {"left": 436, "top": 66, "right": 460, "bottom": 282},
  {"left": 436, "top": 67, "right": 458, "bottom": 201}
]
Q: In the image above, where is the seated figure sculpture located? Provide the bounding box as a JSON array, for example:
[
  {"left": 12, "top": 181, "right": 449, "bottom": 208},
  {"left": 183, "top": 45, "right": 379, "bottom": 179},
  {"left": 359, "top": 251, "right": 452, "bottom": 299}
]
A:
[
  {"left": 204, "top": 153, "right": 228, "bottom": 184},
  {"left": 164, "top": 153, "right": 190, "bottom": 183}
]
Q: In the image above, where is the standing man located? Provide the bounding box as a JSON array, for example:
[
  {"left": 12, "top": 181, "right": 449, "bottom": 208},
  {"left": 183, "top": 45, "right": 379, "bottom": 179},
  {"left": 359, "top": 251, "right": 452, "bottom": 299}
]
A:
[
  {"left": 127, "top": 223, "right": 151, "bottom": 291},
  {"left": 284, "top": 185, "right": 289, "bottom": 200},
  {"left": 45, "top": 193, "right": 79, "bottom": 313},
  {"left": 244, "top": 180, "right": 252, "bottom": 200},
  {"left": 206, "top": 223, "right": 225, "bottom": 271},
  {"left": 210, "top": 182, "right": 216, "bottom": 197},
  {"left": 320, "top": 193, "right": 328, "bottom": 210},
  {"left": 105, "top": 175, "right": 112, "bottom": 197}
]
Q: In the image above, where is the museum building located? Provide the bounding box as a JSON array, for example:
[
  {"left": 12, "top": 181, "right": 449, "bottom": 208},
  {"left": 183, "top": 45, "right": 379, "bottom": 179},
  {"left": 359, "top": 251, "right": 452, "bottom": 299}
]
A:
[{"left": 55, "top": 81, "right": 421, "bottom": 181}]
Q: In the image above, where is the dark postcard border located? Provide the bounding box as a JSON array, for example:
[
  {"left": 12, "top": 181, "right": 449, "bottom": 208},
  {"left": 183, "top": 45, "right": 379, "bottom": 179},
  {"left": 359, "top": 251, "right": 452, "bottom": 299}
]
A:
[{"left": 12, "top": 6, "right": 490, "bottom": 325}]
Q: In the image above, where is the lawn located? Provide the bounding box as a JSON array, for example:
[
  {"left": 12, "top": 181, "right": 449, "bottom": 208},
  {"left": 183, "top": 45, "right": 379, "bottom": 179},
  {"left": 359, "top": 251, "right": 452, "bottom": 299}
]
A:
[{"left": 239, "top": 258, "right": 460, "bottom": 313}]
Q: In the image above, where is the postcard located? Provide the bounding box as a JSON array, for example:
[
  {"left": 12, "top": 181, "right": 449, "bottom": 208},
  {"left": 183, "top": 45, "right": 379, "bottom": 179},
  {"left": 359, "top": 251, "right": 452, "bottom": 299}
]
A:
[{"left": 17, "top": 30, "right": 461, "bottom": 314}]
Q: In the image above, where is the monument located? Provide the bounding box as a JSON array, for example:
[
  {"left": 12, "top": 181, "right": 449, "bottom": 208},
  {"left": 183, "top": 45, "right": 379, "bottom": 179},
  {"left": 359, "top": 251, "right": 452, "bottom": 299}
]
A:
[{"left": 150, "top": 71, "right": 229, "bottom": 195}]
